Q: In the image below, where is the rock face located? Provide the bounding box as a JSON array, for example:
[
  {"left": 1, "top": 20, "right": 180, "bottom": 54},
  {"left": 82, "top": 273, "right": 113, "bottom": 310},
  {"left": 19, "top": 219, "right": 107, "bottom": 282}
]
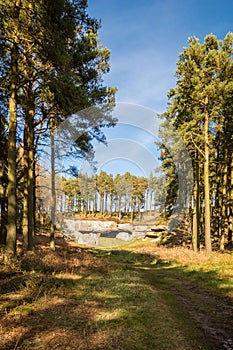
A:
[
  {"left": 63, "top": 219, "right": 118, "bottom": 246},
  {"left": 63, "top": 219, "right": 118, "bottom": 232},
  {"left": 67, "top": 219, "right": 118, "bottom": 231},
  {"left": 62, "top": 218, "right": 152, "bottom": 245}
]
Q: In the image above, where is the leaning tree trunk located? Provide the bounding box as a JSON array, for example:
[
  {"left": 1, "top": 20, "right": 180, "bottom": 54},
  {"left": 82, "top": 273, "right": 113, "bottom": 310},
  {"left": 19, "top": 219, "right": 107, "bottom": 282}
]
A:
[{"left": 6, "top": 44, "right": 18, "bottom": 255}]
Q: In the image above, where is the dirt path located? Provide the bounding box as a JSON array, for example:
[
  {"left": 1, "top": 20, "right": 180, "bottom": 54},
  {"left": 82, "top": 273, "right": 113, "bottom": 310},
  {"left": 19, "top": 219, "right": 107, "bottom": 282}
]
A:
[
  {"left": 120, "top": 243, "right": 233, "bottom": 350},
  {"left": 138, "top": 266, "right": 233, "bottom": 350}
]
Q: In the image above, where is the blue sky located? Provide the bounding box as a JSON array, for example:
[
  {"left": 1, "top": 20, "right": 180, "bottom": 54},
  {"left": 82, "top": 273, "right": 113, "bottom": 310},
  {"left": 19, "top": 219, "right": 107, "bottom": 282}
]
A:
[
  {"left": 62, "top": 0, "right": 233, "bottom": 179},
  {"left": 88, "top": 0, "right": 233, "bottom": 112}
]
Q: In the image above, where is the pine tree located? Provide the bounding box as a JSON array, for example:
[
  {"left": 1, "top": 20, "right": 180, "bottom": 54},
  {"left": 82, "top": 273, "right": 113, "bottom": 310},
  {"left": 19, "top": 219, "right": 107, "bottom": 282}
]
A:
[
  {"left": 0, "top": 0, "right": 116, "bottom": 254},
  {"left": 159, "top": 33, "right": 233, "bottom": 252}
]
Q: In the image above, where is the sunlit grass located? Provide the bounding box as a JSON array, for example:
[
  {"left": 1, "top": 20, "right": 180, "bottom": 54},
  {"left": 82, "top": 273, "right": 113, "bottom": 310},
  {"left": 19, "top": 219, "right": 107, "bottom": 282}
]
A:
[
  {"left": 0, "top": 239, "right": 232, "bottom": 349},
  {"left": 115, "top": 241, "right": 233, "bottom": 297}
]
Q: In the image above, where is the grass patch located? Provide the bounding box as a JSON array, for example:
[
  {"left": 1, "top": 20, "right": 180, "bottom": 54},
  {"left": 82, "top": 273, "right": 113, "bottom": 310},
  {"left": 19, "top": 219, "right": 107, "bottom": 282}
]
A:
[
  {"left": 0, "top": 238, "right": 232, "bottom": 349},
  {"left": 120, "top": 242, "right": 233, "bottom": 297},
  {"left": 98, "top": 237, "right": 131, "bottom": 248}
]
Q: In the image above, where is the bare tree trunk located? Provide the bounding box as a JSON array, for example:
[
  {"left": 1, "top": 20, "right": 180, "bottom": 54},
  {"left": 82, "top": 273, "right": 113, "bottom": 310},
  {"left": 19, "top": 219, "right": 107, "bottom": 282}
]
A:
[
  {"left": 138, "top": 199, "right": 142, "bottom": 223},
  {"left": 204, "top": 99, "right": 212, "bottom": 253},
  {"left": 192, "top": 156, "right": 200, "bottom": 252},
  {"left": 22, "top": 123, "right": 29, "bottom": 248},
  {"left": 228, "top": 152, "right": 233, "bottom": 247},
  {"left": 144, "top": 189, "right": 148, "bottom": 213},
  {"left": 149, "top": 190, "right": 153, "bottom": 213},
  {"left": 105, "top": 192, "right": 108, "bottom": 214},
  {"left": 27, "top": 89, "right": 35, "bottom": 250},
  {"left": 0, "top": 160, "right": 7, "bottom": 245},
  {"left": 109, "top": 194, "right": 112, "bottom": 216},
  {"left": 220, "top": 146, "right": 228, "bottom": 251},
  {"left": 6, "top": 44, "right": 18, "bottom": 255},
  {"left": 131, "top": 204, "right": 134, "bottom": 224},
  {"left": 99, "top": 194, "right": 102, "bottom": 215},
  {"left": 50, "top": 119, "right": 56, "bottom": 251},
  {"left": 22, "top": 83, "right": 35, "bottom": 250},
  {"left": 118, "top": 196, "right": 121, "bottom": 220}
]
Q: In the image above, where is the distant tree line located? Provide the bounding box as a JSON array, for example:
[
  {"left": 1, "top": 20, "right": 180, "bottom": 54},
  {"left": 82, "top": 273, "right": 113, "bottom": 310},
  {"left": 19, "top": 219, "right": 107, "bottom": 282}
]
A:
[{"left": 37, "top": 170, "right": 164, "bottom": 222}]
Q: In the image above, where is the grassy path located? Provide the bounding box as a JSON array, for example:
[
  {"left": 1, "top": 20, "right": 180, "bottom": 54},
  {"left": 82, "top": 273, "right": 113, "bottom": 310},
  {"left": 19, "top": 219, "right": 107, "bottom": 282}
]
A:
[
  {"left": 0, "top": 240, "right": 232, "bottom": 349},
  {"left": 138, "top": 265, "right": 233, "bottom": 350}
]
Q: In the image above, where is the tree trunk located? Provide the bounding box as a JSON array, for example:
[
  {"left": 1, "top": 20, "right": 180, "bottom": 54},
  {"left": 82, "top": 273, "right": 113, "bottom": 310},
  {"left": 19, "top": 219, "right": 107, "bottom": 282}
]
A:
[
  {"left": 22, "top": 83, "right": 35, "bottom": 250},
  {"left": 138, "top": 199, "right": 141, "bottom": 223},
  {"left": 192, "top": 157, "right": 200, "bottom": 252},
  {"left": 33, "top": 158, "right": 37, "bottom": 233},
  {"left": 149, "top": 190, "right": 153, "bottom": 213},
  {"left": 214, "top": 146, "right": 221, "bottom": 240},
  {"left": 27, "top": 88, "right": 35, "bottom": 250},
  {"left": 50, "top": 119, "right": 56, "bottom": 251},
  {"left": 228, "top": 152, "right": 233, "bottom": 247},
  {"left": 109, "top": 194, "right": 112, "bottom": 216},
  {"left": 6, "top": 44, "right": 18, "bottom": 255},
  {"left": 131, "top": 207, "right": 134, "bottom": 224},
  {"left": 105, "top": 192, "right": 108, "bottom": 214},
  {"left": 100, "top": 193, "right": 104, "bottom": 215},
  {"left": 22, "top": 123, "right": 29, "bottom": 248},
  {"left": 118, "top": 196, "right": 121, "bottom": 220},
  {"left": 0, "top": 160, "right": 7, "bottom": 245},
  {"left": 204, "top": 99, "right": 212, "bottom": 253},
  {"left": 220, "top": 146, "right": 228, "bottom": 251},
  {"left": 144, "top": 189, "right": 148, "bottom": 213}
]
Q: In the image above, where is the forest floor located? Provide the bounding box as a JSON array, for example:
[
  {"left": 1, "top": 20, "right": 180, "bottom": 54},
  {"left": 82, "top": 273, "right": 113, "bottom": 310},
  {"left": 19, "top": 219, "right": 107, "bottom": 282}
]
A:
[{"left": 0, "top": 232, "right": 233, "bottom": 350}]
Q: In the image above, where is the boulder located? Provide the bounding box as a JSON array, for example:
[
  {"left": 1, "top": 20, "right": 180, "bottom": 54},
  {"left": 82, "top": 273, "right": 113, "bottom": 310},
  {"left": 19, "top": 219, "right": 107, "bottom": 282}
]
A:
[
  {"left": 77, "top": 232, "right": 100, "bottom": 246},
  {"left": 150, "top": 224, "right": 167, "bottom": 232},
  {"left": 131, "top": 231, "right": 145, "bottom": 239},
  {"left": 145, "top": 224, "right": 168, "bottom": 241},
  {"left": 63, "top": 219, "right": 76, "bottom": 232},
  {"left": 117, "top": 223, "right": 132, "bottom": 231},
  {"left": 145, "top": 231, "right": 161, "bottom": 238},
  {"left": 116, "top": 231, "right": 132, "bottom": 241},
  {"left": 133, "top": 225, "right": 148, "bottom": 232},
  {"left": 151, "top": 237, "right": 162, "bottom": 244}
]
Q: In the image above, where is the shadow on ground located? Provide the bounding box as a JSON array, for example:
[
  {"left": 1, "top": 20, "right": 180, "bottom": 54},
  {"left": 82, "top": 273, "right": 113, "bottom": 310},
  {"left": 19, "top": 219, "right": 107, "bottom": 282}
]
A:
[{"left": 0, "top": 245, "right": 232, "bottom": 350}]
